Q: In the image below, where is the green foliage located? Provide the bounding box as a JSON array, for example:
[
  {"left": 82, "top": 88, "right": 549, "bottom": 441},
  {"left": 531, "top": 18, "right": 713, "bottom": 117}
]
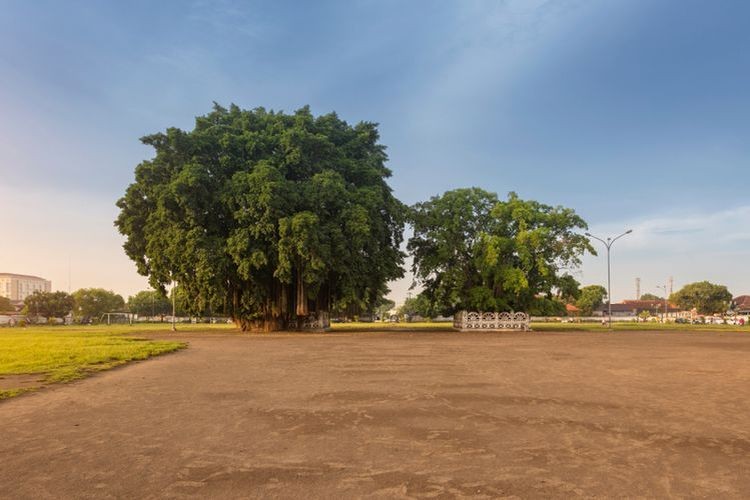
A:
[
  {"left": 0, "top": 296, "right": 13, "bottom": 312},
  {"left": 639, "top": 293, "right": 662, "bottom": 301},
  {"left": 555, "top": 274, "right": 581, "bottom": 303},
  {"left": 72, "top": 288, "right": 125, "bottom": 322},
  {"left": 23, "top": 291, "right": 74, "bottom": 320},
  {"left": 528, "top": 297, "right": 567, "bottom": 316},
  {"left": 116, "top": 104, "right": 405, "bottom": 331},
  {"left": 575, "top": 285, "right": 608, "bottom": 316},
  {"left": 670, "top": 281, "right": 733, "bottom": 315},
  {"left": 408, "top": 188, "right": 593, "bottom": 315},
  {"left": 127, "top": 290, "right": 172, "bottom": 319},
  {"left": 398, "top": 293, "right": 434, "bottom": 319}
]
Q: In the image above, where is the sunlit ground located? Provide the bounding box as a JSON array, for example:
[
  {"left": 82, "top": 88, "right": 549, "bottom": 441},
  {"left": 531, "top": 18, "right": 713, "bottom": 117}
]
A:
[{"left": 2, "top": 320, "right": 746, "bottom": 399}]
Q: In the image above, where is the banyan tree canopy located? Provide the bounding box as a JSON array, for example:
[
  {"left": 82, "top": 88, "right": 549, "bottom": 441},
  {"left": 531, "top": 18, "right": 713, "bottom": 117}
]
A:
[{"left": 116, "top": 104, "right": 405, "bottom": 331}]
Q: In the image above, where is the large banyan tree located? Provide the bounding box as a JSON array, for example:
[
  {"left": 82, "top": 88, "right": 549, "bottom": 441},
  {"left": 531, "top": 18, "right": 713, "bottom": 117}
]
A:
[{"left": 116, "top": 104, "right": 405, "bottom": 331}]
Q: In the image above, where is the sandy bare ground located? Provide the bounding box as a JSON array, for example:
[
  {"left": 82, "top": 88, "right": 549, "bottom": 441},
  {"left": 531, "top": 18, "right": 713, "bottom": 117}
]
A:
[{"left": 1, "top": 330, "right": 749, "bottom": 499}]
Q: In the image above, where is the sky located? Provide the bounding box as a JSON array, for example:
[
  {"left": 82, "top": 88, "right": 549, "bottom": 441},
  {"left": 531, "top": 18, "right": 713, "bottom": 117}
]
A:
[{"left": 1, "top": 0, "right": 748, "bottom": 304}]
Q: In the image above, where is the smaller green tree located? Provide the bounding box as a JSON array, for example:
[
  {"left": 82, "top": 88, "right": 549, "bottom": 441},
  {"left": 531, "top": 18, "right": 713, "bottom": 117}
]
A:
[
  {"left": 398, "top": 293, "right": 434, "bottom": 319},
  {"left": 529, "top": 297, "right": 567, "bottom": 316},
  {"left": 127, "top": 290, "right": 172, "bottom": 321},
  {"left": 639, "top": 293, "right": 662, "bottom": 301},
  {"left": 24, "top": 291, "right": 74, "bottom": 320},
  {"left": 555, "top": 274, "right": 581, "bottom": 303},
  {"left": 0, "top": 296, "right": 13, "bottom": 312},
  {"left": 72, "top": 288, "right": 125, "bottom": 322},
  {"left": 408, "top": 188, "right": 593, "bottom": 315},
  {"left": 575, "top": 285, "right": 607, "bottom": 316},
  {"left": 670, "top": 281, "right": 732, "bottom": 315}
]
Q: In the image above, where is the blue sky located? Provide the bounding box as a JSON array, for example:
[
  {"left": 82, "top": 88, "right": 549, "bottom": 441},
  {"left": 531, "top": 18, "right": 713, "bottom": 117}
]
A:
[{"left": 1, "top": 0, "right": 748, "bottom": 302}]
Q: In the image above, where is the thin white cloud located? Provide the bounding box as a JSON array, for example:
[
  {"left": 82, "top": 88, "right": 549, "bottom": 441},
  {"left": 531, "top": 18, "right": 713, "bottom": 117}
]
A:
[{"left": 587, "top": 205, "right": 750, "bottom": 253}]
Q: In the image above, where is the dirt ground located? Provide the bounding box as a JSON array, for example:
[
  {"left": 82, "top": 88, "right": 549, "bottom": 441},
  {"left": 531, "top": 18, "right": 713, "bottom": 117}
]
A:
[{"left": 1, "top": 330, "right": 749, "bottom": 499}]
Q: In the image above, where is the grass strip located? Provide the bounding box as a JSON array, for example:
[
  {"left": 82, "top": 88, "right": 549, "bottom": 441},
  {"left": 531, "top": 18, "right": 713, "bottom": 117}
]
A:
[{"left": 0, "top": 327, "right": 185, "bottom": 399}]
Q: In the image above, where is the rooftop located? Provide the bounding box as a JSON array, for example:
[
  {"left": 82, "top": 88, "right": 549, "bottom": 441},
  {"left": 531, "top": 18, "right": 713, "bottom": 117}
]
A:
[
  {"left": 598, "top": 301, "right": 682, "bottom": 313},
  {"left": 0, "top": 273, "right": 50, "bottom": 281},
  {"left": 622, "top": 299, "right": 680, "bottom": 310}
]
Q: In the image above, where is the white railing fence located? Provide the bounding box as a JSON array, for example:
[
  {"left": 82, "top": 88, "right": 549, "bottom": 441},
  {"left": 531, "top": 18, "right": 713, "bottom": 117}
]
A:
[
  {"left": 288, "top": 311, "right": 331, "bottom": 331},
  {"left": 453, "top": 311, "right": 531, "bottom": 332}
]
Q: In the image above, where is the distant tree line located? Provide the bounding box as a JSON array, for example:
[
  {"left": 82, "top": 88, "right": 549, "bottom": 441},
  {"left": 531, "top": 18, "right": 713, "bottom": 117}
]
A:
[
  {"left": 16, "top": 285, "right": 229, "bottom": 324},
  {"left": 22, "top": 288, "right": 125, "bottom": 323},
  {"left": 13, "top": 277, "right": 735, "bottom": 325},
  {"left": 636, "top": 284, "right": 734, "bottom": 316}
]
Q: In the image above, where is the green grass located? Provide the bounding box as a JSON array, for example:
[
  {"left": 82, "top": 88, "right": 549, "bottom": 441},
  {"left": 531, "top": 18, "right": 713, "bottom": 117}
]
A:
[
  {"left": 0, "top": 324, "right": 188, "bottom": 399},
  {"left": 0, "top": 388, "right": 25, "bottom": 399}
]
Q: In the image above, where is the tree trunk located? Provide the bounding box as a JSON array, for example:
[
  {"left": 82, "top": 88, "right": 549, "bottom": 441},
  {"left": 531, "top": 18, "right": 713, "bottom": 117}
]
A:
[
  {"left": 280, "top": 284, "right": 288, "bottom": 317},
  {"left": 296, "top": 266, "right": 308, "bottom": 317},
  {"left": 234, "top": 313, "right": 286, "bottom": 332}
]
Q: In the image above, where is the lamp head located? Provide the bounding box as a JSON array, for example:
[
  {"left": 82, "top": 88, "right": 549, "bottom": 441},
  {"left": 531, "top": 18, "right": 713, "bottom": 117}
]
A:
[{"left": 626, "top": 229, "right": 633, "bottom": 234}]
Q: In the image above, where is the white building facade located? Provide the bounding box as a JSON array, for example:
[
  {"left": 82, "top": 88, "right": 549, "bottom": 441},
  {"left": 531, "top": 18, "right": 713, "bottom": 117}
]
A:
[{"left": 0, "top": 273, "right": 52, "bottom": 301}]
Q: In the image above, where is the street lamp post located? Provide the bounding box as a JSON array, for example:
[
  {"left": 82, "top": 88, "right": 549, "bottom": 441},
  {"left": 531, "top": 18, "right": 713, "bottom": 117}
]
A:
[{"left": 585, "top": 229, "right": 633, "bottom": 331}]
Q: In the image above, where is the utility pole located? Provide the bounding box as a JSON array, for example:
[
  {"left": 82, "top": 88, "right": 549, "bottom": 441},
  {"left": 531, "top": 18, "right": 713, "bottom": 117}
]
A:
[{"left": 585, "top": 230, "right": 633, "bottom": 331}]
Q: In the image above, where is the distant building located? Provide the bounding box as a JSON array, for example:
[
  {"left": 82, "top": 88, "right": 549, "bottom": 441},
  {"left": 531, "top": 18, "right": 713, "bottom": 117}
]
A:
[
  {"left": 595, "top": 300, "right": 686, "bottom": 319},
  {"left": 0, "top": 273, "right": 52, "bottom": 301},
  {"left": 733, "top": 295, "right": 750, "bottom": 315}
]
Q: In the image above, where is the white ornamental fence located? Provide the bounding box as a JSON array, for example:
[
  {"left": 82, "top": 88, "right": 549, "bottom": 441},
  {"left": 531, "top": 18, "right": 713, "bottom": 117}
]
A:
[
  {"left": 453, "top": 311, "right": 531, "bottom": 332},
  {"left": 288, "top": 312, "right": 331, "bottom": 331}
]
